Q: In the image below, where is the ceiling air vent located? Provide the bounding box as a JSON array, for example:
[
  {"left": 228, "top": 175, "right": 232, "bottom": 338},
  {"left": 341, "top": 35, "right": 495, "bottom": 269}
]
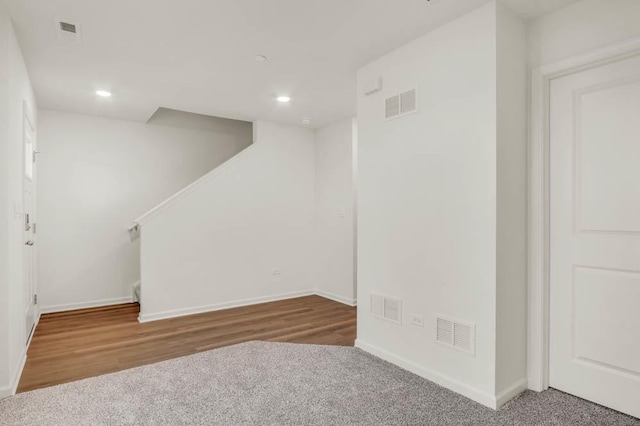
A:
[
  {"left": 385, "top": 89, "right": 418, "bottom": 121},
  {"left": 55, "top": 19, "right": 82, "bottom": 43},
  {"left": 370, "top": 293, "right": 402, "bottom": 324},
  {"left": 59, "top": 22, "right": 76, "bottom": 33},
  {"left": 435, "top": 315, "right": 475, "bottom": 356}
]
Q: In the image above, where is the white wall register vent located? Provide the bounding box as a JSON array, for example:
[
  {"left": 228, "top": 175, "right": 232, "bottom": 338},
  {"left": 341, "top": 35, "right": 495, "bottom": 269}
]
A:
[
  {"left": 385, "top": 89, "right": 417, "bottom": 120},
  {"left": 370, "top": 293, "right": 402, "bottom": 324},
  {"left": 435, "top": 315, "right": 475, "bottom": 355}
]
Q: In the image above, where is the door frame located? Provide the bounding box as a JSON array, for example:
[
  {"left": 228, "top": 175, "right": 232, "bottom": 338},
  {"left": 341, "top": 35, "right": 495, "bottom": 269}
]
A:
[
  {"left": 22, "top": 101, "right": 37, "bottom": 342},
  {"left": 527, "top": 35, "right": 640, "bottom": 392}
]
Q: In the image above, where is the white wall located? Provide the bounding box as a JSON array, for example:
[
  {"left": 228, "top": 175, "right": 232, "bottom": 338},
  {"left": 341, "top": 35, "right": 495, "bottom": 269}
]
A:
[
  {"left": 357, "top": 2, "right": 498, "bottom": 404},
  {"left": 0, "top": 14, "right": 11, "bottom": 398},
  {"left": 356, "top": 1, "right": 527, "bottom": 408},
  {"left": 528, "top": 0, "right": 640, "bottom": 68},
  {"left": 495, "top": 1, "right": 527, "bottom": 397},
  {"left": 37, "top": 109, "right": 252, "bottom": 312},
  {"left": 0, "top": 15, "right": 37, "bottom": 397},
  {"left": 314, "top": 118, "right": 356, "bottom": 305},
  {"left": 138, "top": 121, "right": 316, "bottom": 322}
]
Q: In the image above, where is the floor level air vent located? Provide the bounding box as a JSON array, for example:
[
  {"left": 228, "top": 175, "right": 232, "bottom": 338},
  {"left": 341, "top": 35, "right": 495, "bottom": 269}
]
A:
[
  {"left": 435, "top": 315, "right": 475, "bottom": 355},
  {"left": 370, "top": 293, "right": 402, "bottom": 324}
]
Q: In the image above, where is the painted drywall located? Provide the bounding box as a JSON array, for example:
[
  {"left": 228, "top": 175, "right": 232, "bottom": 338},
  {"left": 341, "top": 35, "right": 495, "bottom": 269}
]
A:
[
  {"left": 356, "top": 1, "right": 528, "bottom": 408},
  {"left": 356, "top": 2, "right": 498, "bottom": 405},
  {"left": 528, "top": 0, "right": 640, "bottom": 67},
  {"left": 36, "top": 109, "right": 252, "bottom": 312},
  {"left": 495, "top": 2, "right": 527, "bottom": 397},
  {"left": 0, "top": 14, "right": 11, "bottom": 397},
  {"left": 138, "top": 121, "right": 316, "bottom": 322},
  {"left": 0, "top": 15, "right": 37, "bottom": 397},
  {"left": 314, "top": 119, "right": 357, "bottom": 305}
]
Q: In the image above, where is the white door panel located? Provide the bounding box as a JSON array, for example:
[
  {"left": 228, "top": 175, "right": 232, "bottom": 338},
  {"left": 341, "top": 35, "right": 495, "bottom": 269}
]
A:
[
  {"left": 550, "top": 52, "right": 640, "bottom": 419},
  {"left": 23, "top": 111, "right": 36, "bottom": 343}
]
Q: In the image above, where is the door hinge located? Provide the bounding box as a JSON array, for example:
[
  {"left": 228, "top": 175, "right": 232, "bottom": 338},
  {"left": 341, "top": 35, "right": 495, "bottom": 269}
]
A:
[
  {"left": 33, "top": 223, "right": 37, "bottom": 234},
  {"left": 33, "top": 294, "right": 37, "bottom": 305},
  {"left": 33, "top": 150, "right": 40, "bottom": 163}
]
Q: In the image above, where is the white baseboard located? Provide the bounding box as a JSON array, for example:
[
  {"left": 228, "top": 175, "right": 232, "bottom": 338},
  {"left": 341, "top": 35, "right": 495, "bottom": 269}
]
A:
[
  {"left": 314, "top": 289, "right": 356, "bottom": 306},
  {"left": 10, "top": 349, "right": 27, "bottom": 396},
  {"left": 495, "top": 378, "right": 528, "bottom": 409},
  {"left": 139, "top": 290, "right": 316, "bottom": 323},
  {"left": 355, "top": 339, "right": 500, "bottom": 409},
  {"left": 0, "top": 345, "right": 28, "bottom": 399},
  {"left": 37, "top": 289, "right": 352, "bottom": 323},
  {"left": 40, "top": 296, "right": 134, "bottom": 314},
  {"left": 0, "top": 386, "right": 10, "bottom": 398},
  {"left": 0, "top": 309, "right": 43, "bottom": 398}
]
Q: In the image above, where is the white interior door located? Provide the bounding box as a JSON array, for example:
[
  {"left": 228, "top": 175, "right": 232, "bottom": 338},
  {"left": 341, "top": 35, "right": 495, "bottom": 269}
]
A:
[
  {"left": 549, "top": 52, "right": 640, "bottom": 418},
  {"left": 23, "top": 111, "right": 36, "bottom": 343}
]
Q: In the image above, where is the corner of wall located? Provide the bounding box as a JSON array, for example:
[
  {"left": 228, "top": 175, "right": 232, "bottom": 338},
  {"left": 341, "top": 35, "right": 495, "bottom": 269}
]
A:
[
  {"left": 495, "top": 1, "right": 528, "bottom": 400},
  {"left": 313, "top": 118, "right": 357, "bottom": 305}
]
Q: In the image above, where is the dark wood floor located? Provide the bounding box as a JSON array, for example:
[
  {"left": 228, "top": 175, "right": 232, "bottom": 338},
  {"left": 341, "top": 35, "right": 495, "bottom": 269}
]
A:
[{"left": 18, "top": 295, "right": 356, "bottom": 393}]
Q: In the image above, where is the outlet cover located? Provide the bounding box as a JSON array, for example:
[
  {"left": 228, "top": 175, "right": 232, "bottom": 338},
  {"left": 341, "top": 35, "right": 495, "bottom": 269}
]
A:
[{"left": 410, "top": 314, "right": 424, "bottom": 327}]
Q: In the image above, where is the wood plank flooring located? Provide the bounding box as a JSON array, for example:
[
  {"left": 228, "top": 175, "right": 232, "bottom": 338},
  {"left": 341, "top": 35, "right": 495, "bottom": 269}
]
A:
[{"left": 17, "top": 295, "right": 356, "bottom": 393}]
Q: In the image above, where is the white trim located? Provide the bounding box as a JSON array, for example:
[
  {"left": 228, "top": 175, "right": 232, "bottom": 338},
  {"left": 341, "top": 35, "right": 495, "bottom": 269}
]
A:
[
  {"left": 0, "top": 310, "right": 40, "bottom": 398},
  {"left": 528, "top": 35, "right": 640, "bottom": 393},
  {"left": 314, "top": 289, "right": 356, "bottom": 307},
  {"left": 0, "top": 348, "right": 27, "bottom": 398},
  {"left": 0, "top": 384, "right": 10, "bottom": 398},
  {"left": 40, "top": 296, "right": 134, "bottom": 314},
  {"left": 495, "top": 378, "right": 528, "bottom": 409},
  {"left": 134, "top": 143, "right": 257, "bottom": 226},
  {"left": 355, "top": 339, "right": 499, "bottom": 409},
  {"left": 139, "top": 290, "right": 316, "bottom": 323},
  {"left": 10, "top": 349, "right": 27, "bottom": 396}
]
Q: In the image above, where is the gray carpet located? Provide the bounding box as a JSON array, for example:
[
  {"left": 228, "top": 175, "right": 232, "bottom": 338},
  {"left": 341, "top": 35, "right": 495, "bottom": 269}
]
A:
[{"left": 0, "top": 341, "right": 638, "bottom": 425}]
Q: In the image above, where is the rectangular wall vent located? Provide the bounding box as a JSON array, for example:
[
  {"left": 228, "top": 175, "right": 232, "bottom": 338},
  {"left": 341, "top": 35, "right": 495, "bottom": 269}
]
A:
[
  {"left": 436, "top": 317, "right": 453, "bottom": 345},
  {"left": 370, "top": 293, "right": 402, "bottom": 324},
  {"left": 435, "top": 315, "right": 475, "bottom": 355},
  {"left": 400, "top": 90, "right": 417, "bottom": 114},
  {"left": 370, "top": 294, "right": 384, "bottom": 317},
  {"left": 385, "top": 95, "right": 400, "bottom": 119},
  {"left": 385, "top": 89, "right": 417, "bottom": 120}
]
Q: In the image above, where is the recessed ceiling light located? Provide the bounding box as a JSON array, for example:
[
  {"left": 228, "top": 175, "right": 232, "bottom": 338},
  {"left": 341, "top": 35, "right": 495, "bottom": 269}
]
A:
[
  {"left": 301, "top": 118, "right": 312, "bottom": 125},
  {"left": 277, "top": 96, "right": 291, "bottom": 103},
  {"left": 96, "top": 90, "right": 112, "bottom": 97},
  {"left": 255, "top": 55, "right": 267, "bottom": 62}
]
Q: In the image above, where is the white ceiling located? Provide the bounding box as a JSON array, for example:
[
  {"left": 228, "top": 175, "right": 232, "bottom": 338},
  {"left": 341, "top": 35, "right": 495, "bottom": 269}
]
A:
[{"left": 3, "top": 0, "right": 580, "bottom": 128}]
